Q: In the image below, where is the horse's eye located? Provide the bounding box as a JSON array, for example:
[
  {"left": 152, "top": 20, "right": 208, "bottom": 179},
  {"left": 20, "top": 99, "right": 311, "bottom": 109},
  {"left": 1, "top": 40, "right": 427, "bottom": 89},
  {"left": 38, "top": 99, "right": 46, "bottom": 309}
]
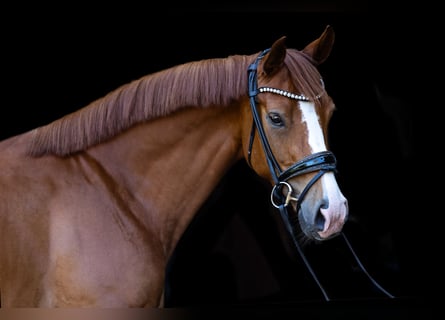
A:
[{"left": 268, "top": 112, "right": 284, "bottom": 127}]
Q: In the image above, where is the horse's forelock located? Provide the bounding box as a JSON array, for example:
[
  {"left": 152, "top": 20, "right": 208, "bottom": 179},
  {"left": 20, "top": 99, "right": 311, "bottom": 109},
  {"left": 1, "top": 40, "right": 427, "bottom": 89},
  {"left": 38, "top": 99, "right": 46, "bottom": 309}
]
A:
[{"left": 284, "top": 49, "right": 327, "bottom": 104}]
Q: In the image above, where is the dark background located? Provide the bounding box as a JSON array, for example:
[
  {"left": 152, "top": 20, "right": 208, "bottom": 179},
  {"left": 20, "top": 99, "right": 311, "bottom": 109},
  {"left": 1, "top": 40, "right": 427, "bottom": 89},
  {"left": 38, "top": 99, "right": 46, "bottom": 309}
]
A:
[{"left": 2, "top": 1, "right": 435, "bottom": 316}]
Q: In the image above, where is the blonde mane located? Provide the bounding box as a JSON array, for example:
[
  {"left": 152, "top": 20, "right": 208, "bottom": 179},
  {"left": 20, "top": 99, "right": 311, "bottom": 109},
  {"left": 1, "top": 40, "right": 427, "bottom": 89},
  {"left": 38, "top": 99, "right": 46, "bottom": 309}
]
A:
[{"left": 27, "top": 49, "right": 325, "bottom": 157}]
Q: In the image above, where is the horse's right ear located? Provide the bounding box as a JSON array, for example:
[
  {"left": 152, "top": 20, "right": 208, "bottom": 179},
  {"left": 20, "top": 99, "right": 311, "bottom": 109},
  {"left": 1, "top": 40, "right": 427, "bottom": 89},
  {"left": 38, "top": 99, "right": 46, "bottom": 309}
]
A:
[{"left": 302, "top": 25, "right": 335, "bottom": 65}]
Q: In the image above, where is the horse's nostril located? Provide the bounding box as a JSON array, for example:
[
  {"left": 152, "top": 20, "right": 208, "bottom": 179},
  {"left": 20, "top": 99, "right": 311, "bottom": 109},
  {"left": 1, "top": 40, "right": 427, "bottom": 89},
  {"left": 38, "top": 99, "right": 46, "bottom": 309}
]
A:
[{"left": 315, "top": 210, "right": 325, "bottom": 231}]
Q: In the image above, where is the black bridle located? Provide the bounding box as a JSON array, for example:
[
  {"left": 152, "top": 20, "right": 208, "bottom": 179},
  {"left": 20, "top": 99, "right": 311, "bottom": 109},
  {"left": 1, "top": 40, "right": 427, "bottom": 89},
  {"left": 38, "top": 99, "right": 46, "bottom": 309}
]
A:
[
  {"left": 246, "top": 48, "right": 394, "bottom": 301},
  {"left": 247, "top": 48, "right": 336, "bottom": 216}
]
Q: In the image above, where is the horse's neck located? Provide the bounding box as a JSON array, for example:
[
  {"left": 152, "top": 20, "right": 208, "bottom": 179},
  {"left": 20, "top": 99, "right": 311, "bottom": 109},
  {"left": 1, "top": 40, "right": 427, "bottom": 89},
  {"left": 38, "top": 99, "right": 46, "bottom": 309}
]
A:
[{"left": 89, "top": 105, "right": 243, "bottom": 256}]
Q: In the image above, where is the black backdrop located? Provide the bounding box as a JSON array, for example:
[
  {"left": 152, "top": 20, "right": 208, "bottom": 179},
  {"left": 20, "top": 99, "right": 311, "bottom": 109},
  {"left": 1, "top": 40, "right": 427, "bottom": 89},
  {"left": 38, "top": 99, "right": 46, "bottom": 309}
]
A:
[{"left": 2, "top": 2, "right": 434, "bottom": 316}]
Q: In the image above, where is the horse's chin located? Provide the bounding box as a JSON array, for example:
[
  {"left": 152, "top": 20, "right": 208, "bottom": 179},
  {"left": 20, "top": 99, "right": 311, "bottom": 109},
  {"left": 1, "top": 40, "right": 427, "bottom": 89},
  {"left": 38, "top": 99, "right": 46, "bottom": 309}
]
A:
[{"left": 304, "top": 229, "right": 341, "bottom": 242}]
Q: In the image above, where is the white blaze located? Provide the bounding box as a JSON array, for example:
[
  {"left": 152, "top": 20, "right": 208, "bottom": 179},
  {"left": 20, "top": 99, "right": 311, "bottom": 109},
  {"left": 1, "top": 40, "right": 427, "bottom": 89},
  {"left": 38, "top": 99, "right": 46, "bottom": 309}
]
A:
[
  {"left": 299, "top": 100, "right": 335, "bottom": 190},
  {"left": 299, "top": 101, "right": 326, "bottom": 153}
]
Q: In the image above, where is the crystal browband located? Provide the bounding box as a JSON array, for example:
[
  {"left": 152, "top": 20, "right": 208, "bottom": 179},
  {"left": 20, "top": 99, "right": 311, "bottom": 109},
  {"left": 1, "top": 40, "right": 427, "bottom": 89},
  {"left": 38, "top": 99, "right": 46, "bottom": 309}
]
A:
[{"left": 258, "top": 86, "right": 323, "bottom": 101}]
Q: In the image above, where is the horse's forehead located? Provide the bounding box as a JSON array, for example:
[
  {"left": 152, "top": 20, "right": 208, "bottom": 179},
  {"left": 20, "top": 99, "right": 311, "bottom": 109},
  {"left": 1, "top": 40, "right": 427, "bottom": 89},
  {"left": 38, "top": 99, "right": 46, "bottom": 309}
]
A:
[
  {"left": 260, "top": 64, "right": 312, "bottom": 94},
  {"left": 260, "top": 66, "right": 294, "bottom": 88}
]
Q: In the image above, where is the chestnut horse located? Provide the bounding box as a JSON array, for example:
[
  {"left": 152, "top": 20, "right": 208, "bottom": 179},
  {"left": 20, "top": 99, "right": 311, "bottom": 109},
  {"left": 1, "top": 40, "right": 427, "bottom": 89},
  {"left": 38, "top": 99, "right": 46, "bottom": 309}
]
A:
[{"left": 0, "top": 25, "right": 348, "bottom": 307}]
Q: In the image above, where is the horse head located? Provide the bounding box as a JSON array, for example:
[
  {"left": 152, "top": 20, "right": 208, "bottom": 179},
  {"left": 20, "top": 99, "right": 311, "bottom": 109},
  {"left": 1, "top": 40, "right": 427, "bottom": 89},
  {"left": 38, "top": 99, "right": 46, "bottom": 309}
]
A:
[{"left": 242, "top": 26, "right": 348, "bottom": 241}]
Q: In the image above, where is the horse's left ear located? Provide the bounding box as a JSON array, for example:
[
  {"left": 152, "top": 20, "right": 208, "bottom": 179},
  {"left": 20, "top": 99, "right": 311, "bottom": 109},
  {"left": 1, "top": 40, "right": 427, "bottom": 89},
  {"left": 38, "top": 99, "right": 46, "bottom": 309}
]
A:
[
  {"left": 263, "top": 36, "right": 287, "bottom": 75},
  {"left": 302, "top": 25, "right": 335, "bottom": 65}
]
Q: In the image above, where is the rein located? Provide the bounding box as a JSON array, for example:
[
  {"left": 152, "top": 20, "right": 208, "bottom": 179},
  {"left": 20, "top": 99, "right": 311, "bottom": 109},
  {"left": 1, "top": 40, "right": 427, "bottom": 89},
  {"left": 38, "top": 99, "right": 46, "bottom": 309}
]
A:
[{"left": 246, "top": 49, "right": 394, "bottom": 301}]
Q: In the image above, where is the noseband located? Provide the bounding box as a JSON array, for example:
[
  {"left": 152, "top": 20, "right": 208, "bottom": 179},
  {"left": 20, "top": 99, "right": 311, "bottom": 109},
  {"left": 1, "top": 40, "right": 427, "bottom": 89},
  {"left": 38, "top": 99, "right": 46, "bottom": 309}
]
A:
[{"left": 247, "top": 48, "right": 337, "bottom": 214}]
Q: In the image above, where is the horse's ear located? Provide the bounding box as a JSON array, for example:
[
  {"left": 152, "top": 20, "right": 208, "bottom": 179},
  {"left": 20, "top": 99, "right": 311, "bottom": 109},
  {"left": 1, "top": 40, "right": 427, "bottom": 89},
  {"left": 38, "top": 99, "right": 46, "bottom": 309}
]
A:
[
  {"left": 263, "top": 36, "right": 287, "bottom": 75},
  {"left": 302, "top": 25, "right": 335, "bottom": 65}
]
